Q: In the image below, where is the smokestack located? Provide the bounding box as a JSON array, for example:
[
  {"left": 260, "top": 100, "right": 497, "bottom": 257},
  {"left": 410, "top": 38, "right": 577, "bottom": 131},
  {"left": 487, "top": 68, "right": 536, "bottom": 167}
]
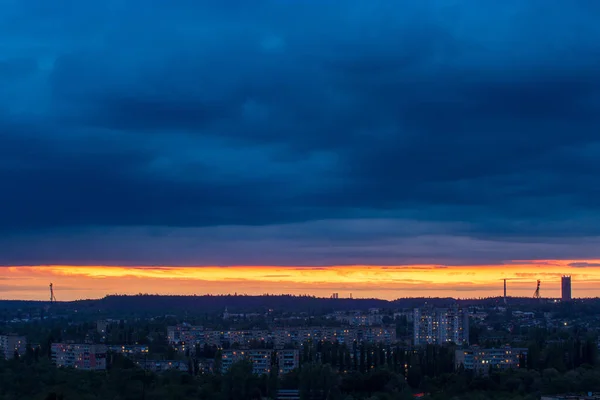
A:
[{"left": 503, "top": 279, "right": 507, "bottom": 304}]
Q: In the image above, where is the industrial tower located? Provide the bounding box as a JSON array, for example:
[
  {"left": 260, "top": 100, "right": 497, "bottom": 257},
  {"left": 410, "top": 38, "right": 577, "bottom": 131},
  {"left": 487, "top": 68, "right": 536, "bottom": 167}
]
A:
[
  {"left": 561, "top": 276, "right": 572, "bottom": 301},
  {"left": 533, "top": 280, "right": 541, "bottom": 299},
  {"left": 49, "top": 283, "right": 57, "bottom": 303}
]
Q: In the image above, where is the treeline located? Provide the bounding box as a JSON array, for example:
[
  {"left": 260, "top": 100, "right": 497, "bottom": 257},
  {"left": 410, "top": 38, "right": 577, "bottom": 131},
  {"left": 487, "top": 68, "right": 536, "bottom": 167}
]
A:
[
  {"left": 3, "top": 354, "right": 600, "bottom": 400},
  {"left": 94, "top": 295, "right": 393, "bottom": 313},
  {"left": 527, "top": 338, "right": 598, "bottom": 371},
  {"left": 297, "top": 341, "right": 454, "bottom": 383}
]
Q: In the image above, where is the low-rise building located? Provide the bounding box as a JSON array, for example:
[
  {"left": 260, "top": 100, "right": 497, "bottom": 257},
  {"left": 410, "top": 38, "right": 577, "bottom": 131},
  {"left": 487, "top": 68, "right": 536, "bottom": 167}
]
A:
[
  {"left": 456, "top": 345, "right": 527, "bottom": 375},
  {"left": 167, "top": 324, "right": 204, "bottom": 345},
  {"left": 221, "top": 349, "right": 299, "bottom": 375},
  {"left": 108, "top": 344, "right": 149, "bottom": 355},
  {"left": 222, "top": 349, "right": 272, "bottom": 375},
  {"left": 51, "top": 343, "right": 108, "bottom": 370},
  {"left": 272, "top": 327, "right": 396, "bottom": 348}
]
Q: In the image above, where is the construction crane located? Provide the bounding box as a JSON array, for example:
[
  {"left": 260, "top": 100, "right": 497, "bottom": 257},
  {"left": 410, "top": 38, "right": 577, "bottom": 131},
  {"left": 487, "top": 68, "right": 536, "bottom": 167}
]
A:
[
  {"left": 49, "top": 283, "right": 57, "bottom": 303},
  {"left": 533, "top": 280, "right": 541, "bottom": 299}
]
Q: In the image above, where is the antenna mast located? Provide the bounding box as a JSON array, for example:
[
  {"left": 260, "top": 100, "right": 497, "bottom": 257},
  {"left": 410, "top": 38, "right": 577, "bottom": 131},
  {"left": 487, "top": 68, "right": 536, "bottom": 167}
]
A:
[{"left": 49, "top": 283, "right": 57, "bottom": 303}]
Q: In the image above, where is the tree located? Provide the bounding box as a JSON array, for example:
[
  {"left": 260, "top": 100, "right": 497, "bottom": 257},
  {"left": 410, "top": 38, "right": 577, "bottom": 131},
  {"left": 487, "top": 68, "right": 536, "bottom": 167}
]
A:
[{"left": 222, "top": 360, "right": 261, "bottom": 400}]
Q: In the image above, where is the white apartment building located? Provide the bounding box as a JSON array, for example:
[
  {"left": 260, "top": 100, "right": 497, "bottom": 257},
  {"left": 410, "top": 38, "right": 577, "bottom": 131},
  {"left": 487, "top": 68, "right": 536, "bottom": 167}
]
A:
[{"left": 0, "top": 335, "right": 27, "bottom": 359}]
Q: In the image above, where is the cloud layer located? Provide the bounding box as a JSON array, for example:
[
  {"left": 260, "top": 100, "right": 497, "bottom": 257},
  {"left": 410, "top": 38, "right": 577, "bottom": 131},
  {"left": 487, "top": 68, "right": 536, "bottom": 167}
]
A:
[{"left": 1, "top": 0, "right": 600, "bottom": 265}]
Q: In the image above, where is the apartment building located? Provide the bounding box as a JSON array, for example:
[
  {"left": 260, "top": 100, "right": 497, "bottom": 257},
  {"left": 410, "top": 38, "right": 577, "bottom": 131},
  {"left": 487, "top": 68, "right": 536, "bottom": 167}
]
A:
[
  {"left": 277, "top": 349, "right": 300, "bottom": 374},
  {"left": 414, "top": 306, "right": 469, "bottom": 346},
  {"left": 168, "top": 326, "right": 397, "bottom": 351},
  {"left": 0, "top": 334, "right": 27, "bottom": 359},
  {"left": 221, "top": 349, "right": 300, "bottom": 375},
  {"left": 207, "top": 330, "right": 270, "bottom": 348},
  {"left": 108, "top": 344, "right": 149, "bottom": 355},
  {"left": 333, "top": 313, "right": 384, "bottom": 326},
  {"left": 167, "top": 324, "right": 204, "bottom": 345},
  {"left": 455, "top": 346, "right": 527, "bottom": 375},
  {"left": 272, "top": 327, "right": 396, "bottom": 348},
  {"left": 51, "top": 343, "right": 108, "bottom": 370},
  {"left": 221, "top": 349, "right": 273, "bottom": 375}
]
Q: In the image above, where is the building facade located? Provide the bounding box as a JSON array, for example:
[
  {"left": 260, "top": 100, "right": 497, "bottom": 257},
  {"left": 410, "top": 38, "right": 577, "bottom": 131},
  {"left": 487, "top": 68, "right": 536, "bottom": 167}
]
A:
[
  {"left": 414, "top": 306, "right": 469, "bottom": 346},
  {"left": 221, "top": 349, "right": 273, "bottom": 375},
  {"left": 561, "top": 276, "right": 572, "bottom": 301},
  {"left": 108, "top": 344, "right": 149, "bottom": 355},
  {"left": 455, "top": 346, "right": 527, "bottom": 375},
  {"left": 277, "top": 349, "right": 300, "bottom": 374},
  {"left": 168, "top": 327, "right": 396, "bottom": 350},
  {"left": 221, "top": 349, "right": 299, "bottom": 375},
  {"left": 167, "top": 324, "right": 204, "bottom": 345},
  {"left": 51, "top": 343, "right": 108, "bottom": 370},
  {"left": 0, "top": 335, "right": 27, "bottom": 359}
]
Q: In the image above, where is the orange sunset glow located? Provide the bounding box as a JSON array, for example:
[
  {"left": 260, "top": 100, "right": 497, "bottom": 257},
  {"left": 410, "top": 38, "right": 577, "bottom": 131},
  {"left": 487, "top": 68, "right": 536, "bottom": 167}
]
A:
[{"left": 2, "top": 260, "right": 599, "bottom": 301}]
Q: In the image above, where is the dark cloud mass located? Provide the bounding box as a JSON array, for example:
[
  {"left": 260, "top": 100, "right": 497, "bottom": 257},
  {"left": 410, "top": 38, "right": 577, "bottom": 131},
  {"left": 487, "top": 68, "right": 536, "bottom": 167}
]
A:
[{"left": 1, "top": 0, "right": 600, "bottom": 266}]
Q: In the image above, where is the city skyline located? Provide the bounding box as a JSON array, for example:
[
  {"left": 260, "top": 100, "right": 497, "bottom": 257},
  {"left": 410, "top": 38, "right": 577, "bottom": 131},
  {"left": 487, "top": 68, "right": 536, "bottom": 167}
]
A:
[{"left": 2, "top": 1, "right": 600, "bottom": 297}]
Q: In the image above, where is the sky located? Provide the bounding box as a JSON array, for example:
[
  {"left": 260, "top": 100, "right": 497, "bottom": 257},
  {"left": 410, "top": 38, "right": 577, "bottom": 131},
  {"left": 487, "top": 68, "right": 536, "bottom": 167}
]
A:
[{"left": 1, "top": 0, "right": 600, "bottom": 301}]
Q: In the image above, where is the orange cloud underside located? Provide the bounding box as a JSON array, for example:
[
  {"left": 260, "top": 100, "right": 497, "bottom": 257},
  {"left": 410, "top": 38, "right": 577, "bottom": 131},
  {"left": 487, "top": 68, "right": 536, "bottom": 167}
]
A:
[{"left": 2, "top": 261, "right": 599, "bottom": 301}]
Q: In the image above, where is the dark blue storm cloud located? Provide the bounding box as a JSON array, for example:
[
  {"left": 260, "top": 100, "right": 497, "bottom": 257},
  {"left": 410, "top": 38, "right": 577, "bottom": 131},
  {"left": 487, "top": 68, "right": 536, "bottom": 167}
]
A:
[{"left": 1, "top": 0, "right": 600, "bottom": 265}]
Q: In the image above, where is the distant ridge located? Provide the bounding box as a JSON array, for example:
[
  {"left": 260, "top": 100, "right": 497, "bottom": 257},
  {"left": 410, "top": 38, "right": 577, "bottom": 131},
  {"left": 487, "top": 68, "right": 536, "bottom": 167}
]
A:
[{"left": 2, "top": 295, "right": 597, "bottom": 314}]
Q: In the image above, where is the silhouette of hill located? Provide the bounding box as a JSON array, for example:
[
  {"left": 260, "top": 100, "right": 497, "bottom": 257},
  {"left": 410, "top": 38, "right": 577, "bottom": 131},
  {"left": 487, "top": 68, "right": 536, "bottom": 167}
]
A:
[{"left": 3, "top": 294, "right": 595, "bottom": 315}]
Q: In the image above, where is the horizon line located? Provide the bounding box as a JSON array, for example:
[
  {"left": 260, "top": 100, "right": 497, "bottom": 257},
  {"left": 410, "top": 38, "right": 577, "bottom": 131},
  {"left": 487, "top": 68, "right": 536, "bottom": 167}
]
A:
[{"left": 2, "top": 293, "right": 598, "bottom": 303}]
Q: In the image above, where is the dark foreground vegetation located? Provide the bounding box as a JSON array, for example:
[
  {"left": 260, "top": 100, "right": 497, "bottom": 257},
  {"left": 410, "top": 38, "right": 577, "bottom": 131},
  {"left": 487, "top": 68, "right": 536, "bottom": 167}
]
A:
[{"left": 2, "top": 354, "right": 600, "bottom": 400}]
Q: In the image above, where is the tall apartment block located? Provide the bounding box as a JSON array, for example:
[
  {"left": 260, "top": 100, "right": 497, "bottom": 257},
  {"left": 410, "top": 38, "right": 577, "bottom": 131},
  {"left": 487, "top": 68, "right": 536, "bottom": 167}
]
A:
[
  {"left": 414, "top": 306, "right": 469, "bottom": 346},
  {"left": 0, "top": 334, "right": 27, "bottom": 359},
  {"left": 51, "top": 343, "right": 108, "bottom": 370},
  {"left": 561, "top": 276, "right": 572, "bottom": 301}
]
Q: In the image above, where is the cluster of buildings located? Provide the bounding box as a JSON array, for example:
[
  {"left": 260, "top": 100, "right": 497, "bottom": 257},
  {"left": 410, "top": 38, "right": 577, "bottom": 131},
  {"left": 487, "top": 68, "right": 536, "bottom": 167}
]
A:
[
  {"left": 167, "top": 325, "right": 397, "bottom": 349},
  {"left": 13, "top": 300, "right": 584, "bottom": 378},
  {"left": 413, "top": 306, "right": 470, "bottom": 346}
]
